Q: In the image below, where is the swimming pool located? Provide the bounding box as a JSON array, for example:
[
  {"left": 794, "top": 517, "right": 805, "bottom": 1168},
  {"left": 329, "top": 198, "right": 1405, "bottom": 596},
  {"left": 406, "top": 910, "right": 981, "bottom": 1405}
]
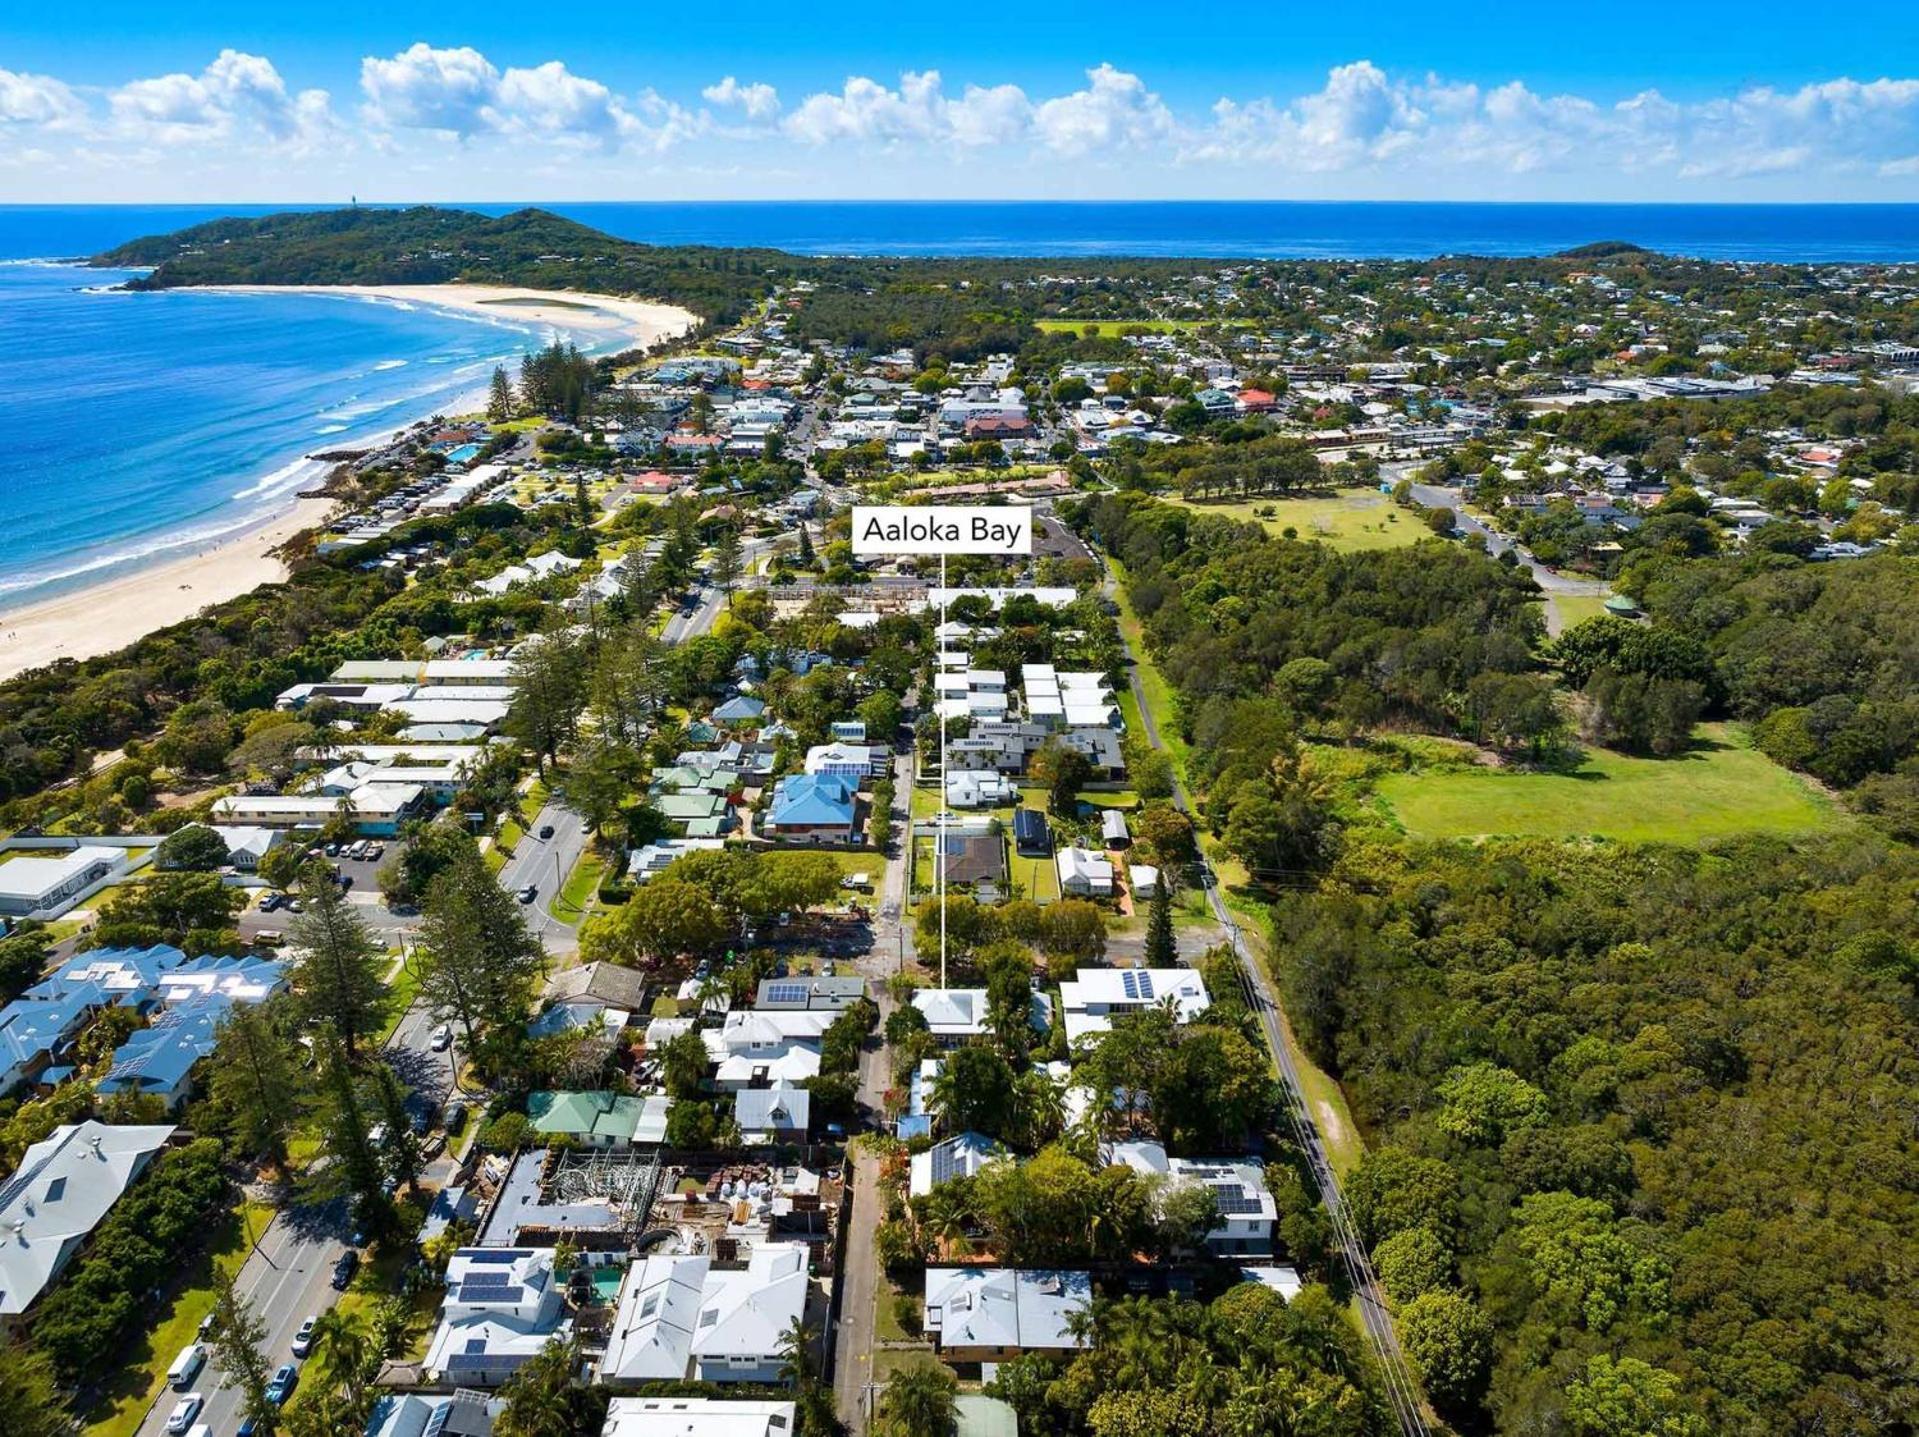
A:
[{"left": 443, "top": 442, "right": 483, "bottom": 465}]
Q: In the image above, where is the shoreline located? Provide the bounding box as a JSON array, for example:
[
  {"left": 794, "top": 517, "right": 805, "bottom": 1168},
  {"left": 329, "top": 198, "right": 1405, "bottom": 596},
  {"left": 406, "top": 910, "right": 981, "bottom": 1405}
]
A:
[
  {"left": 0, "top": 498, "right": 336, "bottom": 681},
  {"left": 197, "top": 283, "right": 699, "bottom": 353},
  {"left": 0, "top": 282, "right": 698, "bottom": 685}
]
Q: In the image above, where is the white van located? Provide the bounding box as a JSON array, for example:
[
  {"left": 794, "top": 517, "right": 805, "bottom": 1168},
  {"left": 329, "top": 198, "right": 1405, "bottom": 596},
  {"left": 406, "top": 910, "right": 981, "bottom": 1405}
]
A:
[{"left": 166, "top": 1342, "right": 206, "bottom": 1390}]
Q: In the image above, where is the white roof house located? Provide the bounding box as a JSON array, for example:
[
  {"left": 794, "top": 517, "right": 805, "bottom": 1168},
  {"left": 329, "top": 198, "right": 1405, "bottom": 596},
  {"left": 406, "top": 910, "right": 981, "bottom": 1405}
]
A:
[
  {"left": 0, "top": 845, "right": 127, "bottom": 919},
  {"left": 944, "top": 771, "right": 1017, "bottom": 809},
  {"left": 0, "top": 1120, "right": 175, "bottom": 1314},
  {"left": 600, "top": 1398, "right": 798, "bottom": 1437},
  {"left": 733, "top": 1084, "right": 811, "bottom": 1143},
  {"left": 908, "top": 1131, "right": 1009, "bottom": 1198},
  {"left": 911, "top": 988, "right": 1053, "bottom": 1044},
  {"left": 923, "top": 1268, "right": 1092, "bottom": 1359},
  {"left": 1059, "top": 967, "right": 1212, "bottom": 1046},
  {"left": 703, "top": 1011, "right": 834, "bottom": 1090},
  {"left": 601, "top": 1244, "right": 810, "bottom": 1385},
  {"left": 1056, "top": 845, "right": 1113, "bottom": 898},
  {"left": 425, "top": 1248, "right": 568, "bottom": 1387},
  {"left": 1104, "top": 1143, "right": 1277, "bottom": 1254}
]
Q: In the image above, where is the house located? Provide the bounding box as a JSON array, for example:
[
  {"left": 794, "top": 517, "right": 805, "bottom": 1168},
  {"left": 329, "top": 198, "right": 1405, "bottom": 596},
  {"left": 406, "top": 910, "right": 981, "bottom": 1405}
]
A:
[
  {"left": 365, "top": 1391, "right": 502, "bottom": 1437},
  {"left": 1237, "top": 1266, "right": 1305, "bottom": 1301},
  {"left": 1128, "top": 864, "right": 1161, "bottom": 900},
  {"left": 912, "top": 988, "right": 1053, "bottom": 1045},
  {"left": 908, "top": 1131, "right": 1009, "bottom": 1198},
  {"left": 95, "top": 998, "right": 234, "bottom": 1109},
  {"left": 923, "top": 1268, "right": 1092, "bottom": 1363},
  {"left": 711, "top": 696, "right": 767, "bottom": 727},
  {"left": 932, "top": 834, "right": 1004, "bottom": 888},
  {"left": 655, "top": 791, "right": 735, "bottom": 839},
  {"left": 734, "top": 1083, "right": 811, "bottom": 1143},
  {"left": 802, "top": 743, "right": 883, "bottom": 784},
  {"left": 211, "top": 782, "right": 428, "bottom": 836},
  {"left": 601, "top": 1244, "right": 810, "bottom": 1385},
  {"left": 527, "top": 1091, "right": 649, "bottom": 1148},
  {"left": 945, "top": 771, "right": 1016, "bottom": 809},
  {"left": 207, "top": 826, "right": 283, "bottom": 871},
  {"left": 1056, "top": 846, "right": 1113, "bottom": 898},
  {"left": 1059, "top": 968, "right": 1212, "bottom": 1046},
  {"left": 1104, "top": 1143, "right": 1277, "bottom": 1254},
  {"left": 0, "top": 1121, "right": 176, "bottom": 1315},
  {"left": 425, "top": 1248, "right": 569, "bottom": 1387},
  {"left": 764, "top": 774, "right": 859, "bottom": 845},
  {"left": 1013, "top": 808, "right": 1051, "bottom": 858},
  {"left": 600, "top": 1399, "right": 797, "bottom": 1437},
  {"left": 754, "top": 976, "right": 868, "bottom": 1012},
  {"left": 531, "top": 963, "right": 650, "bottom": 1038},
  {"left": 0, "top": 845, "right": 127, "bottom": 919},
  {"left": 1100, "top": 810, "right": 1131, "bottom": 849},
  {"left": 704, "top": 1011, "right": 835, "bottom": 1090},
  {"left": 628, "top": 838, "right": 727, "bottom": 883}
]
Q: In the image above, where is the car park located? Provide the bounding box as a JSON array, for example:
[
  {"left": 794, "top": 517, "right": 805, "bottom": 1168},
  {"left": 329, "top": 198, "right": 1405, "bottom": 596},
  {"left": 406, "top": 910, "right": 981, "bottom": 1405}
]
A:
[{"left": 164, "top": 1394, "right": 204, "bottom": 1433}]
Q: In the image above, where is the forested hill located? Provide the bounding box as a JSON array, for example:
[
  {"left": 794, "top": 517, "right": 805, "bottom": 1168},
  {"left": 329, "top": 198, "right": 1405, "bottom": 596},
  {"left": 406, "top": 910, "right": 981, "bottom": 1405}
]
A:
[{"left": 91, "top": 206, "right": 816, "bottom": 324}]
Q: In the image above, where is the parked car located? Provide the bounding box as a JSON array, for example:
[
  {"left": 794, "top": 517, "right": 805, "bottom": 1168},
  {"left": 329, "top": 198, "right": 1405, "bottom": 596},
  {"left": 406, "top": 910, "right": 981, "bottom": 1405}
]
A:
[
  {"left": 253, "top": 930, "right": 284, "bottom": 947},
  {"left": 166, "top": 1342, "right": 206, "bottom": 1390},
  {"left": 430, "top": 1023, "right": 452, "bottom": 1051},
  {"left": 331, "top": 1251, "right": 360, "bottom": 1289},
  {"left": 291, "top": 1316, "right": 317, "bottom": 1357},
  {"left": 266, "top": 1363, "right": 298, "bottom": 1405},
  {"left": 444, "top": 1100, "right": 467, "bottom": 1133},
  {"left": 164, "top": 1394, "right": 204, "bottom": 1433},
  {"left": 258, "top": 893, "right": 282, "bottom": 913}
]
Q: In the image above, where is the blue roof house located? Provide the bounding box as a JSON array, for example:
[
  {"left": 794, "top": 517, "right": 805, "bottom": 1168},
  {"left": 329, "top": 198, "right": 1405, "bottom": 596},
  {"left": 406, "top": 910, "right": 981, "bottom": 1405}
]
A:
[
  {"left": 712, "top": 695, "right": 768, "bottom": 726},
  {"left": 763, "top": 774, "right": 859, "bottom": 845}
]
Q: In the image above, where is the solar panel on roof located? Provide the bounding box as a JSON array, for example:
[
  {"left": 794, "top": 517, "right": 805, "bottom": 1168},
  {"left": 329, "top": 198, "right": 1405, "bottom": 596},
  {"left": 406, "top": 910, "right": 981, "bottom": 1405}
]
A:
[{"left": 764, "top": 982, "right": 810, "bottom": 1006}]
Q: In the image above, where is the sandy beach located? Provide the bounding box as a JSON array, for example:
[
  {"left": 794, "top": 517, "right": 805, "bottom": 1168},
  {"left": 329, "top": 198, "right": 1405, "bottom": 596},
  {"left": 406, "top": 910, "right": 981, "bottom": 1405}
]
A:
[
  {"left": 204, "top": 283, "right": 700, "bottom": 352},
  {"left": 0, "top": 283, "right": 698, "bottom": 685},
  {"left": 0, "top": 498, "right": 335, "bottom": 682}
]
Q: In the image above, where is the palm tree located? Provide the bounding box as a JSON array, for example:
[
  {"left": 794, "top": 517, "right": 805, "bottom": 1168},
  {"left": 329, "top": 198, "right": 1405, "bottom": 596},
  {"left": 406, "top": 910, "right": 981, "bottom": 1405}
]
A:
[
  {"left": 1013, "top": 1067, "right": 1065, "bottom": 1149},
  {"left": 309, "top": 1308, "right": 375, "bottom": 1419},
  {"left": 776, "top": 1316, "right": 815, "bottom": 1389},
  {"left": 916, "top": 1184, "right": 976, "bottom": 1260},
  {"left": 879, "top": 1361, "right": 959, "bottom": 1437}
]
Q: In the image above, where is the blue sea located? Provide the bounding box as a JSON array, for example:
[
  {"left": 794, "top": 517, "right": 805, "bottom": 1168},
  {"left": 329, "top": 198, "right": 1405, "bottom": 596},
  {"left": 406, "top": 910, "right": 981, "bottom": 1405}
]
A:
[
  {"left": 0, "top": 259, "right": 583, "bottom": 609},
  {"left": 1, "top": 201, "right": 1915, "bottom": 613}
]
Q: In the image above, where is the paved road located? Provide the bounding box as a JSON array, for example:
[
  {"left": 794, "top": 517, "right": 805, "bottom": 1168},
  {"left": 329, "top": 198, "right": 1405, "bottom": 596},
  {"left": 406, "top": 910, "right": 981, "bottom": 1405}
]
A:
[
  {"left": 1406, "top": 479, "right": 1609, "bottom": 632},
  {"left": 1104, "top": 571, "right": 1431, "bottom": 1437},
  {"left": 137, "top": 1200, "right": 350, "bottom": 1437},
  {"left": 495, "top": 799, "right": 587, "bottom": 952}
]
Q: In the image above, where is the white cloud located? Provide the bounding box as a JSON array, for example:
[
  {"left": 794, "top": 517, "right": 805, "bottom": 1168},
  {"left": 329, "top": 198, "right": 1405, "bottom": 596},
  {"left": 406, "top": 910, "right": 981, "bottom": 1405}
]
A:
[
  {"left": 0, "top": 68, "right": 85, "bottom": 130},
  {"left": 784, "top": 70, "right": 951, "bottom": 145},
  {"left": 109, "top": 50, "right": 330, "bottom": 145},
  {"left": 360, "top": 43, "right": 500, "bottom": 136},
  {"left": 1032, "top": 64, "right": 1175, "bottom": 154},
  {"left": 703, "top": 75, "right": 780, "bottom": 122}
]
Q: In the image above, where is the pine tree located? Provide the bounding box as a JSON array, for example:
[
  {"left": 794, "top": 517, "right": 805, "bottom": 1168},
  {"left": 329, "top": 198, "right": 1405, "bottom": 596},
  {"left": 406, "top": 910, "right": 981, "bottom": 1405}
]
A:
[
  {"left": 312, "top": 1035, "right": 394, "bottom": 1240},
  {"left": 712, "top": 525, "right": 743, "bottom": 605},
  {"left": 373, "top": 1064, "right": 424, "bottom": 1195},
  {"left": 1144, "top": 880, "right": 1177, "bottom": 968},
  {"left": 797, "top": 522, "right": 815, "bottom": 567},
  {"left": 209, "top": 1268, "right": 276, "bottom": 1435},
  {"left": 207, "top": 1001, "right": 304, "bottom": 1165},
  {"left": 573, "top": 475, "right": 593, "bottom": 529},
  {"left": 487, "top": 365, "right": 515, "bottom": 423},
  {"left": 287, "top": 861, "right": 387, "bottom": 1059},
  {"left": 415, "top": 840, "right": 543, "bottom": 1063}
]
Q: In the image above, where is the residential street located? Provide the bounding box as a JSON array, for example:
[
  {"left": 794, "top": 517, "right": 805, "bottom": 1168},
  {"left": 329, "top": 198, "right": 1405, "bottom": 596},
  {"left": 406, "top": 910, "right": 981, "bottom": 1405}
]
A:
[{"left": 494, "top": 798, "right": 588, "bottom": 953}]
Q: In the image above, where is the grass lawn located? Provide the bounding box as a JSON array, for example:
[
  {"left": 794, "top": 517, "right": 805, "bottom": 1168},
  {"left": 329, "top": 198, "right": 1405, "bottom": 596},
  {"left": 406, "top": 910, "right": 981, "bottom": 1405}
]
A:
[
  {"left": 1549, "top": 591, "right": 1613, "bottom": 631},
  {"left": 1109, "top": 561, "right": 1189, "bottom": 772},
  {"left": 378, "top": 960, "right": 422, "bottom": 1045},
  {"left": 1378, "top": 725, "right": 1845, "bottom": 844},
  {"left": 554, "top": 851, "right": 608, "bottom": 925},
  {"left": 83, "top": 1199, "right": 276, "bottom": 1437},
  {"left": 1169, "top": 491, "right": 1421, "bottom": 553}
]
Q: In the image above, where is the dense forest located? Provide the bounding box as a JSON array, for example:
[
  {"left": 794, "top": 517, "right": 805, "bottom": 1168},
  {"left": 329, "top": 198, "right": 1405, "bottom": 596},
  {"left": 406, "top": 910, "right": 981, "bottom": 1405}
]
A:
[{"left": 1272, "top": 832, "right": 1919, "bottom": 1435}]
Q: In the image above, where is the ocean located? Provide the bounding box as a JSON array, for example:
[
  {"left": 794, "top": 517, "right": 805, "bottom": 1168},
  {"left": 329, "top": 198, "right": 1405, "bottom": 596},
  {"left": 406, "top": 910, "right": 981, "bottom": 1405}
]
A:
[
  {"left": 0, "top": 260, "right": 581, "bottom": 609},
  {"left": 1, "top": 200, "right": 1915, "bottom": 614},
  {"left": 4, "top": 201, "right": 1918, "bottom": 265}
]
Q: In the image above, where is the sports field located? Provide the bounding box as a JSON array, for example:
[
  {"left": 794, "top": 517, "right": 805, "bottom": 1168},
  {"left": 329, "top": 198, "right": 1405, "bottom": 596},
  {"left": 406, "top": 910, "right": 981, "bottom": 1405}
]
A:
[
  {"left": 1377, "top": 726, "right": 1844, "bottom": 844},
  {"left": 1170, "top": 491, "right": 1421, "bottom": 552}
]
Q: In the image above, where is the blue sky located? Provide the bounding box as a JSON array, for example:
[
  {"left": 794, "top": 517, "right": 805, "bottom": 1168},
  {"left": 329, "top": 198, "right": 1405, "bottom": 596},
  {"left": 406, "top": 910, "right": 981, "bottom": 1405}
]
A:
[{"left": 5, "top": 2, "right": 1919, "bottom": 201}]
